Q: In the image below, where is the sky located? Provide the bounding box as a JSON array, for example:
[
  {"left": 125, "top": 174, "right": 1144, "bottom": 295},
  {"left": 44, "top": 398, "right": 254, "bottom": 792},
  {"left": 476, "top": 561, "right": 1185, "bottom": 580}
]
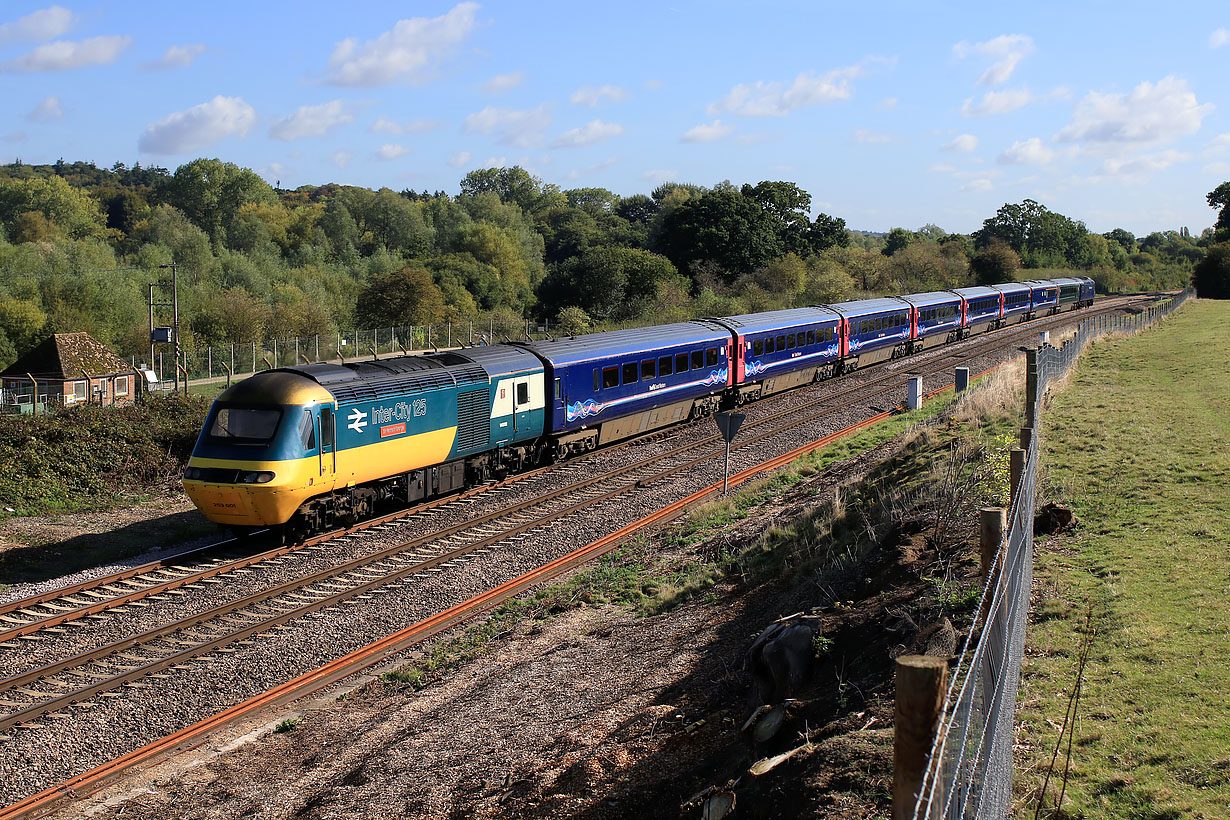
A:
[{"left": 1, "top": 1, "right": 1228, "bottom": 236}]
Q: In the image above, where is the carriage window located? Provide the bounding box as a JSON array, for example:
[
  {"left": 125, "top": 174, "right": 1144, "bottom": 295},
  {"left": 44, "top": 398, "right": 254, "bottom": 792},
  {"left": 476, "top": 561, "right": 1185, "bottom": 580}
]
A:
[
  {"left": 602, "top": 366, "right": 619, "bottom": 389},
  {"left": 321, "top": 407, "right": 334, "bottom": 448},
  {"left": 555, "top": 378, "right": 562, "bottom": 399},
  {"left": 594, "top": 369, "right": 600, "bottom": 391},
  {"left": 658, "top": 356, "right": 673, "bottom": 376},
  {"left": 765, "top": 337, "right": 774, "bottom": 353},
  {"left": 692, "top": 350, "right": 704, "bottom": 370},
  {"left": 299, "top": 410, "right": 316, "bottom": 450},
  {"left": 641, "top": 359, "right": 656, "bottom": 380},
  {"left": 775, "top": 335, "right": 786, "bottom": 350},
  {"left": 787, "top": 333, "right": 796, "bottom": 349},
  {"left": 705, "top": 348, "right": 719, "bottom": 367},
  {"left": 677, "top": 353, "right": 690, "bottom": 372},
  {"left": 623, "top": 362, "right": 638, "bottom": 384},
  {"left": 753, "top": 338, "right": 764, "bottom": 356},
  {"left": 806, "top": 330, "right": 815, "bottom": 345}
]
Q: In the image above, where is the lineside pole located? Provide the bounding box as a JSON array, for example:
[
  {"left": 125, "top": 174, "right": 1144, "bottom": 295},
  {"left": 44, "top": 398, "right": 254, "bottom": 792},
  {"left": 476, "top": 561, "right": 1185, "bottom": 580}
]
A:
[{"left": 894, "top": 655, "right": 948, "bottom": 820}]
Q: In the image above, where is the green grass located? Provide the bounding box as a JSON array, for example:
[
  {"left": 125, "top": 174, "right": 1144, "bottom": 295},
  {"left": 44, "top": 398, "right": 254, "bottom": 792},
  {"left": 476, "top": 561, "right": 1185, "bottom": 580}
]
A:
[{"left": 1015, "top": 300, "right": 1230, "bottom": 819}]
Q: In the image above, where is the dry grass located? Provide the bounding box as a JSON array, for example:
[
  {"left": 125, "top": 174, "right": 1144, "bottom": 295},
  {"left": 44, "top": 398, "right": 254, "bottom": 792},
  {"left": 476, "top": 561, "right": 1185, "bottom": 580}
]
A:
[{"left": 952, "top": 356, "right": 1025, "bottom": 425}]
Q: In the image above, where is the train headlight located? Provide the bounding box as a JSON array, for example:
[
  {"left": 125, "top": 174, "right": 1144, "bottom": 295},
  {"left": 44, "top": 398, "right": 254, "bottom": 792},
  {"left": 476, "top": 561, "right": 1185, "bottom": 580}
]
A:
[
  {"left": 238, "top": 471, "right": 275, "bottom": 484},
  {"left": 184, "top": 467, "right": 202, "bottom": 480}
]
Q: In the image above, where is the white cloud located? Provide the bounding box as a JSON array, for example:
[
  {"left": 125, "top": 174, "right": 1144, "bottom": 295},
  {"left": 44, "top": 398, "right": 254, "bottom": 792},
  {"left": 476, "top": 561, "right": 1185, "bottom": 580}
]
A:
[
  {"left": 325, "top": 2, "right": 478, "bottom": 86},
  {"left": 2, "top": 35, "right": 131, "bottom": 71},
  {"left": 146, "top": 43, "right": 205, "bottom": 70},
  {"left": 27, "top": 95, "right": 63, "bottom": 122},
  {"left": 1211, "top": 28, "right": 1230, "bottom": 48},
  {"left": 998, "top": 137, "right": 1055, "bottom": 165},
  {"left": 681, "top": 119, "right": 734, "bottom": 143},
  {"left": 551, "top": 119, "right": 623, "bottom": 148},
  {"left": 138, "top": 95, "right": 256, "bottom": 155},
  {"left": 1204, "top": 160, "right": 1230, "bottom": 175},
  {"left": 953, "top": 34, "right": 1034, "bottom": 87},
  {"left": 570, "top": 85, "right": 628, "bottom": 107},
  {"left": 735, "top": 131, "right": 780, "bottom": 147},
  {"left": 0, "top": 5, "right": 75, "bottom": 45},
  {"left": 644, "top": 78, "right": 664, "bottom": 90},
  {"left": 877, "top": 97, "right": 898, "bottom": 111},
  {"left": 1055, "top": 76, "right": 1212, "bottom": 146},
  {"left": 852, "top": 128, "right": 894, "bottom": 145},
  {"left": 942, "top": 133, "right": 978, "bottom": 152},
  {"left": 484, "top": 155, "right": 508, "bottom": 168},
  {"left": 370, "top": 117, "right": 439, "bottom": 135},
  {"left": 462, "top": 104, "right": 552, "bottom": 148},
  {"left": 565, "top": 156, "right": 619, "bottom": 180},
  {"left": 448, "top": 151, "right": 471, "bottom": 168},
  {"left": 641, "top": 169, "right": 676, "bottom": 184},
  {"left": 961, "top": 178, "right": 994, "bottom": 192},
  {"left": 962, "top": 87, "right": 1034, "bottom": 116},
  {"left": 929, "top": 163, "right": 957, "bottom": 173},
  {"left": 708, "top": 59, "right": 889, "bottom": 117},
  {"left": 1204, "top": 133, "right": 1230, "bottom": 157},
  {"left": 1100, "top": 149, "right": 1188, "bottom": 177},
  {"left": 264, "top": 162, "right": 289, "bottom": 182},
  {"left": 376, "top": 143, "right": 408, "bottom": 160},
  {"left": 482, "top": 71, "right": 525, "bottom": 93},
  {"left": 270, "top": 100, "right": 354, "bottom": 141},
  {"left": 330, "top": 149, "right": 353, "bottom": 168}
]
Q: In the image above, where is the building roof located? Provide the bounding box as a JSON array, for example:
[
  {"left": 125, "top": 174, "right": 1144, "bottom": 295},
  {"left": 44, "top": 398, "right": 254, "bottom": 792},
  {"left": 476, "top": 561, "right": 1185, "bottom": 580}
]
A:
[{"left": 0, "top": 332, "right": 132, "bottom": 380}]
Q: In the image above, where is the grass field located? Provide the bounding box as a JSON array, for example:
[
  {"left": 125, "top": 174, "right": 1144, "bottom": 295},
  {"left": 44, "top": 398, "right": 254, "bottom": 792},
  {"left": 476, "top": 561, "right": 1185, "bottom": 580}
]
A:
[{"left": 1015, "top": 299, "right": 1230, "bottom": 819}]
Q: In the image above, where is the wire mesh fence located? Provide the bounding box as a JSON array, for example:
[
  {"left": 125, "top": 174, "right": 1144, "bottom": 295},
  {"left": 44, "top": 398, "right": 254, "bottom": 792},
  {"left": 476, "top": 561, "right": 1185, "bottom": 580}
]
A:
[{"left": 912, "top": 288, "right": 1194, "bottom": 820}]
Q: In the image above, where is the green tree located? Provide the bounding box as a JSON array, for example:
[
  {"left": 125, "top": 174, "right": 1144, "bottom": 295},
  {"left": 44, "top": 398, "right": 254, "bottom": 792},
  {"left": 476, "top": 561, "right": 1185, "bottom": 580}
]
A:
[
  {"left": 655, "top": 189, "right": 782, "bottom": 281},
  {"left": 754, "top": 252, "right": 808, "bottom": 296},
  {"left": 0, "top": 297, "right": 48, "bottom": 355},
  {"left": 614, "top": 194, "right": 657, "bottom": 224},
  {"left": 555, "top": 306, "right": 592, "bottom": 335},
  {"left": 354, "top": 267, "right": 447, "bottom": 327},
  {"left": 1104, "top": 228, "right": 1137, "bottom": 254},
  {"left": 807, "top": 212, "right": 849, "bottom": 253},
  {"left": 970, "top": 240, "right": 1021, "bottom": 285},
  {"left": 459, "top": 166, "right": 560, "bottom": 214},
  {"left": 1191, "top": 242, "right": 1230, "bottom": 298},
  {"left": 191, "top": 286, "right": 271, "bottom": 345},
  {"left": 1207, "top": 182, "right": 1230, "bottom": 233},
  {"left": 158, "top": 158, "right": 277, "bottom": 246},
  {"left": 0, "top": 175, "right": 107, "bottom": 240},
  {"left": 882, "top": 227, "right": 913, "bottom": 256}
]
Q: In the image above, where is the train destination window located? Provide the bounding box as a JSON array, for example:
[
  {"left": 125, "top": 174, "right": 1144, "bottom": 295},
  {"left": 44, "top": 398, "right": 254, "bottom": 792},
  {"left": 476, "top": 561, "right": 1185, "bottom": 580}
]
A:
[
  {"left": 299, "top": 410, "right": 316, "bottom": 450},
  {"left": 641, "top": 359, "right": 656, "bottom": 379},
  {"left": 691, "top": 350, "right": 704, "bottom": 370},
  {"left": 753, "top": 338, "right": 764, "bottom": 356},
  {"left": 622, "top": 362, "right": 638, "bottom": 384},
  {"left": 602, "top": 366, "right": 619, "bottom": 389},
  {"left": 658, "top": 356, "right": 673, "bottom": 376},
  {"left": 705, "top": 348, "right": 719, "bottom": 367},
  {"left": 676, "top": 353, "right": 689, "bottom": 373}
]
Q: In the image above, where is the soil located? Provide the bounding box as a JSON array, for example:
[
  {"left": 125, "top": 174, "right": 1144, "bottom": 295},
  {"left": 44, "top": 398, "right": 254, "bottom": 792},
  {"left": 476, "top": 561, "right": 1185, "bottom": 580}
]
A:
[{"left": 46, "top": 434, "right": 972, "bottom": 820}]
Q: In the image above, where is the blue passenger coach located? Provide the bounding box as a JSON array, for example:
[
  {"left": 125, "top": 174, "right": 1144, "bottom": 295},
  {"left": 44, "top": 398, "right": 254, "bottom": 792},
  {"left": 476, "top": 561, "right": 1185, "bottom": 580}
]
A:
[
  {"left": 1024, "top": 280, "right": 1059, "bottom": 316},
  {"left": 991, "top": 282, "right": 1032, "bottom": 323},
  {"left": 713, "top": 307, "right": 842, "bottom": 402},
  {"left": 953, "top": 286, "right": 1003, "bottom": 335},
  {"left": 519, "top": 322, "right": 732, "bottom": 455},
  {"left": 829, "top": 298, "right": 912, "bottom": 368},
  {"left": 901, "top": 291, "right": 963, "bottom": 351}
]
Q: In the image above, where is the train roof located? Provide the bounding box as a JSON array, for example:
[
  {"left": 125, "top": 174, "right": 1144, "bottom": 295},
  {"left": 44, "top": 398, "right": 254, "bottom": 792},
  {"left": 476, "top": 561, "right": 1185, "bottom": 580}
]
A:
[
  {"left": 898, "top": 291, "right": 962, "bottom": 307},
  {"left": 517, "top": 321, "right": 729, "bottom": 367},
  {"left": 827, "top": 297, "right": 910, "bottom": 317},
  {"left": 1049, "top": 276, "right": 1084, "bottom": 286},
  {"left": 1022, "top": 279, "right": 1059, "bottom": 288},
  {"left": 952, "top": 285, "right": 1001, "bottom": 299},
  {"left": 990, "top": 282, "right": 1031, "bottom": 294},
  {"left": 712, "top": 306, "right": 840, "bottom": 335},
  {"left": 456, "top": 343, "right": 543, "bottom": 378},
  {"left": 278, "top": 348, "right": 518, "bottom": 404}
]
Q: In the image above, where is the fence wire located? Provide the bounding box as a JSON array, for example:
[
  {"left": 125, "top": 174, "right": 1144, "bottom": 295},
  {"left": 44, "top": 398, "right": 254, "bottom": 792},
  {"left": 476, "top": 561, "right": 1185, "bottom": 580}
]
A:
[{"left": 913, "top": 288, "right": 1194, "bottom": 820}]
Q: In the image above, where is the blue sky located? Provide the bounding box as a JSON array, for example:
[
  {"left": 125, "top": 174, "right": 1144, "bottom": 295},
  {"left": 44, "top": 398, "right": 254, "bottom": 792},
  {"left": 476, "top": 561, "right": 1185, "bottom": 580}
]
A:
[{"left": 2, "top": 1, "right": 1228, "bottom": 235}]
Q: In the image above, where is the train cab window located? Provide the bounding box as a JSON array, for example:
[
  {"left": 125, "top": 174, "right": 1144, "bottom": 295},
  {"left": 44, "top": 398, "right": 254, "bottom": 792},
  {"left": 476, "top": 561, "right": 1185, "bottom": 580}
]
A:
[
  {"left": 321, "top": 407, "right": 334, "bottom": 448},
  {"left": 658, "top": 356, "right": 673, "bottom": 376},
  {"left": 787, "top": 333, "right": 796, "bottom": 349},
  {"left": 211, "top": 407, "right": 282, "bottom": 443},
  {"left": 622, "top": 362, "right": 638, "bottom": 384},
  {"left": 299, "top": 410, "right": 316, "bottom": 451},
  {"left": 691, "top": 350, "right": 704, "bottom": 370},
  {"left": 676, "top": 353, "right": 690, "bottom": 373},
  {"left": 602, "top": 366, "right": 619, "bottom": 389},
  {"left": 753, "top": 338, "right": 764, "bottom": 356},
  {"left": 705, "top": 348, "right": 719, "bottom": 367},
  {"left": 641, "top": 359, "right": 656, "bottom": 380},
  {"left": 806, "top": 330, "right": 815, "bottom": 345},
  {"left": 775, "top": 335, "right": 786, "bottom": 351}
]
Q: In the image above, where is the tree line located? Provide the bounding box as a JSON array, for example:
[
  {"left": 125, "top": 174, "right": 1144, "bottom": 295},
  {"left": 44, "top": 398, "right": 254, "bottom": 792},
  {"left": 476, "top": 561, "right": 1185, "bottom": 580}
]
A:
[{"left": 0, "top": 157, "right": 1218, "bottom": 370}]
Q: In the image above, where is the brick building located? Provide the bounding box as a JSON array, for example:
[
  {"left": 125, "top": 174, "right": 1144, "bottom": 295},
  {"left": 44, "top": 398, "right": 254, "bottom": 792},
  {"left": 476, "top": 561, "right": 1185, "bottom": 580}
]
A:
[{"left": 1, "top": 332, "right": 137, "bottom": 412}]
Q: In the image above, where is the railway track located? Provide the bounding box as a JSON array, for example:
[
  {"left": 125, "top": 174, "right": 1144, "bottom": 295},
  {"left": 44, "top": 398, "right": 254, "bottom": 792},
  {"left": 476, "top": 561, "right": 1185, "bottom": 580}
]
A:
[
  {"left": 0, "top": 296, "right": 1148, "bottom": 736},
  {"left": 0, "top": 294, "right": 1167, "bottom": 819}
]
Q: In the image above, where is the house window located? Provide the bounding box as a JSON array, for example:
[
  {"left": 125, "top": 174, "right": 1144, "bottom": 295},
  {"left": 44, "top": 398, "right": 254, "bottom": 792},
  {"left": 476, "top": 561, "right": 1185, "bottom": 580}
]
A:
[
  {"left": 114, "top": 376, "right": 129, "bottom": 397},
  {"left": 73, "top": 381, "right": 87, "bottom": 400}
]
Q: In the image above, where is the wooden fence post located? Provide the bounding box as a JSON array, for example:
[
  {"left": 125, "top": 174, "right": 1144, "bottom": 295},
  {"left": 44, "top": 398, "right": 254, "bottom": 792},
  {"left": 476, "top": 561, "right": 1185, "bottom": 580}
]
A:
[
  {"left": 894, "top": 655, "right": 949, "bottom": 820},
  {"left": 980, "top": 506, "right": 1007, "bottom": 621},
  {"left": 1009, "top": 448, "right": 1026, "bottom": 510}
]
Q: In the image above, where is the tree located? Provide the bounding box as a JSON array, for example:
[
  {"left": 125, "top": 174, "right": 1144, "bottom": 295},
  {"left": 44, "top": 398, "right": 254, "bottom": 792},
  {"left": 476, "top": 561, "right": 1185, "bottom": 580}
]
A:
[
  {"left": 158, "top": 158, "right": 277, "bottom": 245},
  {"left": 555, "top": 306, "right": 592, "bottom": 335},
  {"left": 539, "top": 246, "right": 683, "bottom": 320},
  {"left": 882, "top": 227, "right": 913, "bottom": 256},
  {"left": 1104, "top": 228, "right": 1136, "bottom": 255},
  {"left": 970, "top": 240, "right": 1020, "bottom": 285},
  {"left": 191, "top": 286, "right": 271, "bottom": 345},
  {"left": 654, "top": 189, "right": 782, "bottom": 281},
  {"left": 614, "top": 194, "right": 657, "bottom": 224},
  {"left": 0, "top": 175, "right": 107, "bottom": 240},
  {"left": 807, "top": 212, "right": 849, "bottom": 252},
  {"left": 460, "top": 166, "right": 556, "bottom": 214},
  {"left": 975, "top": 199, "right": 1089, "bottom": 268},
  {"left": 354, "top": 267, "right": 447, "bottom": 327},
  {"left": 1191, "top": 242, "right": 1230, "bottom": 298},
  {"left": 0, "top": 297, "right": 48, "bottom": 355},
  {"left": 1207, "top": 182, "right": 1230, "bottom": 232},
  {"left": 754, "top": 253, "right": 807, "bottom": 296}
]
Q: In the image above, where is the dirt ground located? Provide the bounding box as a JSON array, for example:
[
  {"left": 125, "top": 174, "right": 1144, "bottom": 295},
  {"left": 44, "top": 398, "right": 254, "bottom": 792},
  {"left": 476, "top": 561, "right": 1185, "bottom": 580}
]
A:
[{"left": 48, "top": 437, "right": 967, "bottom": 820}]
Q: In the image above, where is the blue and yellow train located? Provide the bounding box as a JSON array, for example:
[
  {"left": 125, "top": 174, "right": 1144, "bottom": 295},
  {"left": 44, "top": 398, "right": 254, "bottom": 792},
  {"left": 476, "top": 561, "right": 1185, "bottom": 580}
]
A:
[{"left": 183, "top": 276, "right": 1094, "bottom": 538}]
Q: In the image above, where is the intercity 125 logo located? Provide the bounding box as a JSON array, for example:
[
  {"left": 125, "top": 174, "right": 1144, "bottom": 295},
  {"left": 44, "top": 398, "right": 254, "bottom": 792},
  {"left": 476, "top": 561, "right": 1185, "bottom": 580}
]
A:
[{"left": 347, "top": 408, "right": 368, "bottom": 433}]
